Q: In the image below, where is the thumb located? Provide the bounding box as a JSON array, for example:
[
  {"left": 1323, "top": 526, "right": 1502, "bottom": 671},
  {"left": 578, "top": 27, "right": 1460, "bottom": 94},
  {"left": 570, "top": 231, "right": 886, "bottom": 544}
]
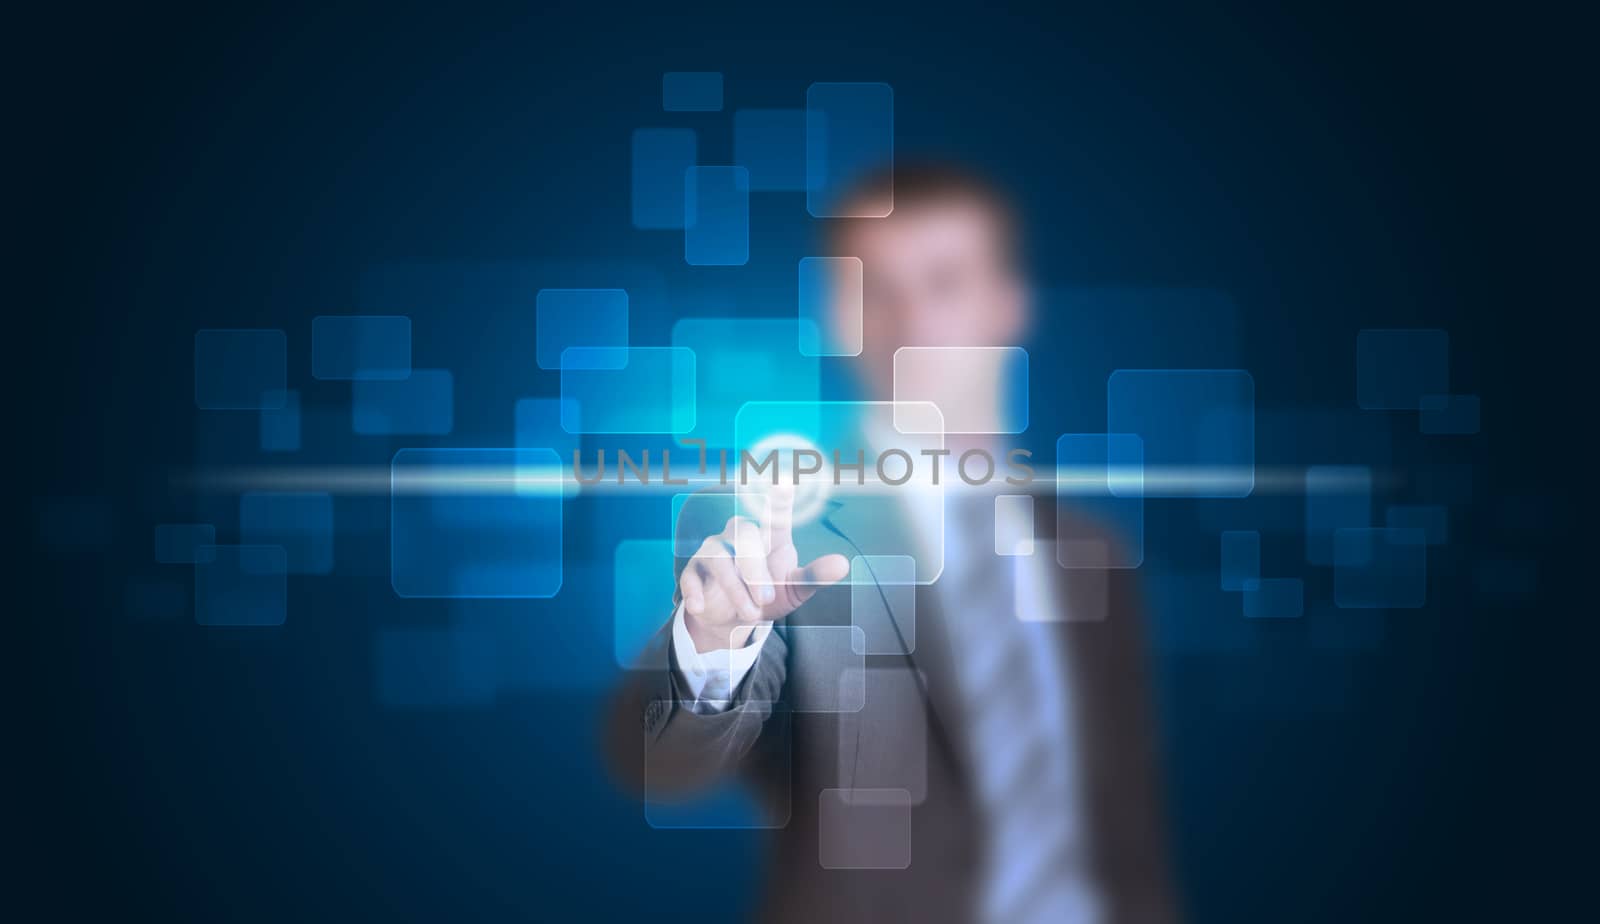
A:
[{"left": 778, "top": 553, "right": 851, "bottom": 611}]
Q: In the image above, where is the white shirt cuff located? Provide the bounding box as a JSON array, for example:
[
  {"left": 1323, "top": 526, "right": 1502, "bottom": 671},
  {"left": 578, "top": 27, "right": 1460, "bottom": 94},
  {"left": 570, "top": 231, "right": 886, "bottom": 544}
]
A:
[{"left": 671, "top": 604, "right": 773, "bottom": 713}]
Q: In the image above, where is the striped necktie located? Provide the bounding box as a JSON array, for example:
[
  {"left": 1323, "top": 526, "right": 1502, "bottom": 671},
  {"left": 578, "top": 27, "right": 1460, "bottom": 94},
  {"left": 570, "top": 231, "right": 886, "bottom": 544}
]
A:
[{"left": 940, "top": 495, "right": 1100, "bottom": 924}]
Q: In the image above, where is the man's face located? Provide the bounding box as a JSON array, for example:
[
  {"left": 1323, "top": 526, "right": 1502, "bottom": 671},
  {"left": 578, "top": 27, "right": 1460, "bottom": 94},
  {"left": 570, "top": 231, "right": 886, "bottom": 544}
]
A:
[{"left": 835, "top": 197, "right": 1028, "bottom": 395}]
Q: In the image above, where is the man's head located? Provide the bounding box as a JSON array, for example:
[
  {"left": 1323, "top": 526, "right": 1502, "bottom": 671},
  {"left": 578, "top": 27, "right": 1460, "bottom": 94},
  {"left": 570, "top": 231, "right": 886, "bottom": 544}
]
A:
[{"left": 827, "top": 163, "right": 1030, "bottom": 399}]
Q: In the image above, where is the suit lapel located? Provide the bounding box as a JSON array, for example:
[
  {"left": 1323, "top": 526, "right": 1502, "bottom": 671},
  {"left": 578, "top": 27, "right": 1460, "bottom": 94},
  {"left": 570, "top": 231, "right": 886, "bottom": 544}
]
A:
[{"left": 818, "top": 498, "right": 972, "bottom": 788}]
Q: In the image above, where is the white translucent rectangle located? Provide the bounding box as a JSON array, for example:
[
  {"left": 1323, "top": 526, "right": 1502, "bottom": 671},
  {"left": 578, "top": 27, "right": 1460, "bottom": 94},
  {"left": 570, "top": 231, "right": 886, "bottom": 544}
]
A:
[
  {"left": 893, "top": 346, "right": 1028, "bottom": 434},
  {"left": 819, "top": 788, "right": 913, "bottom": 869},
  {"left": 994, "top": 494, "right": 1034, "bottom": 556}
]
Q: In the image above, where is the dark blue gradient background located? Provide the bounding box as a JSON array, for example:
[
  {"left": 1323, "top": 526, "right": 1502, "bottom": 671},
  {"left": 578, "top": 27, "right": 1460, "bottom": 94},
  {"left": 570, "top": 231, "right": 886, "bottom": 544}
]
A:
[{"left": 19, "top": 5, "right": 1585, "bottom": 922}]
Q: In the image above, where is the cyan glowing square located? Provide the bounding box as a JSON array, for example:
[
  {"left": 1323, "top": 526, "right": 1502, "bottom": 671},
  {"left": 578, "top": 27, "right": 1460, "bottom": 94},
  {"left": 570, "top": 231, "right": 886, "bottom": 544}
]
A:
[
  {"left": 672, "top": 318, "right": 819, "bottom": 449},
  {"left": 353, "top": 369, "right": 453, "bottom": 435},
  {"left": 1220, "top": 530, "right": 1260, "bottom": 591},
  {"left": 194, "top": 545, "right": 287, "bottom": 626},
  {"left": 259, "top": 389, "right": 301, "bottom": 451},
  {"left": 390, "top": 448, "right": 562, "bottom": 598},
  {"left": 535, "top": 289, "right": 629, "bottom": 371},
  {"left": 1242, "top": 577, "right": 1303, "bottom": 619},
  {"left": 1357, "top": 329, "right": 1449, "bottom": 410},
  {"left": 1334, "top": 528, "right": 1427, "bottom": 609},
  {"left": 1385, "top": 505, "right": 1448, "bottom": 545},
  {"left": 806, "top": 82, "right": 894, "bottom": 218},
  {"left": 662, "top": 71, "right": 722, "bottom": 112},
  {"left": 1419, "top": 394, "right": 1480, "bottom": 435},
  {"left": 311, "top": 315, "right": 411, "bottom": 380},
  {"left": 194, "top": 329, "right": 286, "bottom": 410},
  {"left": 734, "top": 108, "right": 807, "bottom": 191},
  {"left": 374, "top": 628, "right": 496, "bottom": 707},
  {"left": 631, "top": 128, "right": 697, "bottom": 230},
  {"left": 240, "top": 491, "right": 334, "bottom": 575},
  {"left": 155, "top": 523, "right": 216, "bottom": 564},
  {"left": 613, "top": 539, "right": 676, "bottom": 669},
  {"left": 1055, "top": 433, "right": 1144, "bottom": 569},
  {"left": 1305, "top": 465, "right": 1371, "bottom": 565},
  {"left": 685, "top": 166, "right": 750, "bottom": 266},
  {"left": 1106, "top": 369, "right": 1254, "bottom": 497},
  {"left": 560, "top": 347, "right": 695, "bottom": 434}
]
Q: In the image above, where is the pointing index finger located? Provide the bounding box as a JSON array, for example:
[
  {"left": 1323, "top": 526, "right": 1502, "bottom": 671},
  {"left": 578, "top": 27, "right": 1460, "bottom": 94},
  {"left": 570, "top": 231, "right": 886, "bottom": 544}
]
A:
[{"left": 765, "top": 484, "right": 795, "bottom": 553}]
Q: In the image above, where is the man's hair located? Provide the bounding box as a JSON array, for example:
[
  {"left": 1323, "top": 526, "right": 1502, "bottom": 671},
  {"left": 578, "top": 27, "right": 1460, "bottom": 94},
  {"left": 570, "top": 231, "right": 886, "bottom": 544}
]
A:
[{"left": 826, "top": 160, "right": 1024, "bottom": 267}]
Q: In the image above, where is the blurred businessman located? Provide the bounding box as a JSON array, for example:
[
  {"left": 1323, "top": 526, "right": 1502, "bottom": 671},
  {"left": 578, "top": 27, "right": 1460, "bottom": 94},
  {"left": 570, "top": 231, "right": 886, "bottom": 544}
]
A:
[{"left": 608, "top": 164, "right": 1179, "bottom": 923}]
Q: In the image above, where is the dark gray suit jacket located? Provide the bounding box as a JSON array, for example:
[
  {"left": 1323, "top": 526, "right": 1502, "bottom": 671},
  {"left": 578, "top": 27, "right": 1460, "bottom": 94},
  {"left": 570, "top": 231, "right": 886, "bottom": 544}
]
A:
[{"left": 607, "top": 493, "right": 1181, "bottom": 923}]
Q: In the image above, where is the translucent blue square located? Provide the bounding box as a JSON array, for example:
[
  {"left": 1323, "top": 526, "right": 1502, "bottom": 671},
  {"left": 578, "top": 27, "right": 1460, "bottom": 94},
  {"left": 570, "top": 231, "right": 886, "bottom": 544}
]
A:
[
  {"left": 613, "top": 539, "right": 675, "bottom": 669},
  {"left": 155, "top": 523, "right": 216, "bottom": 564},
  {"left": 1419, "top": 394, "right": 1480, "bottom": 435},
  {"left": 353, "top": 369, "right": 453, "bottom": 435},
  {"left": 374, "top": 628, "right": 496, "bottom": 706},
  {"left": 1220, "top": 530, "right": 1260, "bottom": 591},
  {"left": 1385, "top": 505, "right": 1448, "bottom": 545},
  {"left": 1055, "top": 433, "right": 1144, "bottom": 569},
  {"left": 1242, "top": 577, "right": 1303, "bottom": 619},
  {"left": 734, "top": 108, "right": 807, "bottom": 192},
  {"left": 535, "top": 289, "right": 629, "bottom": 371},
  {"left": 798, "top": 256, "right": 862, "bottom": 357},
  {"left": 806, "top": 82, "right": 894, "bottom": 218},
  {"left": 560, "top": 347, "right": 695, "bottom": 434},
  {"left": 631, "top": 128, "right": 697, "bottom": 230},
  {"left": 194, "top": 329, "right": 286, "bottom": 410},
  {"left": 1334, "top": 528, "right": 1427, "bottom": 609},
  {"left": 259, "top": 389, "right": 301, "bottom": 451},
  {"left": 195, "top": 545, "right": 287, "bottom": 626},
  {"left": 1106, "top": 369, "right": 1254, "bottom": 497},
  {"left": 662, "top": 71, "right": 723, "bottom": 112},
  {"left": 240, "top": 492, "right": 334, "bottom": 575},
  {"left": 311, "top": 315, "right": 411, "bottom": 380},
  {"left": 685, "top": 166, "right": 750, "bottom": 266},
  {"left": 1357, "top": 329, "right": 1449, "bottom": 410},
  {"left": 390, "top": 448, "right": 562, "bottom": 598},
  {"left": 1305, "top": 465, "right": 1371, "bottom": 566},
  {"left": 672, "top": 319, "right": 818, "bottom": 449}
]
